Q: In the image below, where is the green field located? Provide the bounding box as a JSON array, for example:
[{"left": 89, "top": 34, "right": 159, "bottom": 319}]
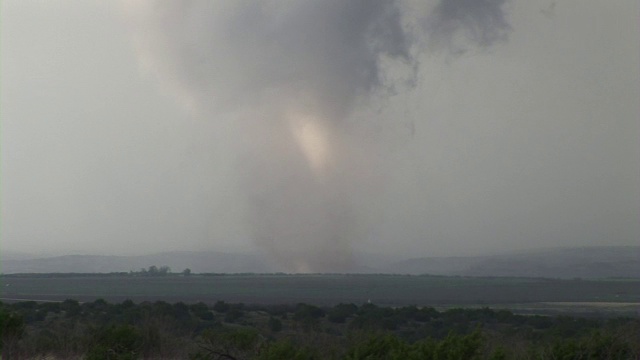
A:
[{"left": 1, "top": 274, "right": 639, "bottom": 316}]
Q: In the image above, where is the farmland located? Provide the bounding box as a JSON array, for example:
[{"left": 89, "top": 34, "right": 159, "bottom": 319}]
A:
[{"left": 1, "top": 274, "right": 638, "bottom": 317}]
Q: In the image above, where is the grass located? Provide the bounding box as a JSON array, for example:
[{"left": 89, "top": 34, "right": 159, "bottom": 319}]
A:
[{"left": 1, "top": 273, "right": 639, "bottom": 316}]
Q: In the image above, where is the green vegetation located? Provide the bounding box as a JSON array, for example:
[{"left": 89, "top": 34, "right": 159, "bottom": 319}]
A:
[
  {"left": 1, "top": 273, "right": 638, "bottom": 357},
  {"left": 0, "top": 299, "right": 638, "bottom": 359}
]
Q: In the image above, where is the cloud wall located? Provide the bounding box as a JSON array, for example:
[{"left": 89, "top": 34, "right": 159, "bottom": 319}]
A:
[{"left": 121, "top": 0, "right": 511, "bottom": 271}]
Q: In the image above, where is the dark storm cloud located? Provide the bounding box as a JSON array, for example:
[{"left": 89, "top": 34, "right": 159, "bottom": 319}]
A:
[
  {"left": 5, "top": 0, "right": 639, "bottom": 266},
  {"left": 425, "top": 0, "right": 511, "bottom": 54},
  {"left": 122, "top": 0, "right": 511, "bottom": 272},
  {"left": 128, "top": 0, "right": 415, "bottom": 120},
  {"left": 126, "top": 0, "right": 513, "bottom": 121}
]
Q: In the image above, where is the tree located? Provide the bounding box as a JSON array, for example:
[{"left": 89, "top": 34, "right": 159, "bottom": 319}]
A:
[
  {"left": 159, "top": 266, "right": 171, "bottom": 275},
  {"left": 213, "top": 301, "right": 230, "bottom": 313},
  {"left": 0, "top": 309, "right": 24, "bottom": 354},
  {"left": 259, "top": 340, "right": 316, "bottom": 360},
  {"left": 61, "top": 299, "right": 81, "bottom": 317},
  {"left": 268, "top": 317, "right": 282, "bottom": 332},
  {"left": 182, "top": 268, "right": 192, "bottom": 276},
  {"left": 328, "top": 303, "right": 358, "bottom": 323},
  {"left": 293, "top": 303, "right": 324, "bottom": 331},
  {"left": 194, "top": 328, "right": 262, "bottom": 360},
  {"left": 224, "top": 308, "right": 244, "bottom": 323},
  {"left": 86, "top": 324, "right": 142, "bottom": 360}
]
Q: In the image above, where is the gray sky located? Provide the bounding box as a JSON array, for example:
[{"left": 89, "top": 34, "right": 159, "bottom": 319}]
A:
[{"left": 2, "top": 0, "right": 638, "bottom": 271}]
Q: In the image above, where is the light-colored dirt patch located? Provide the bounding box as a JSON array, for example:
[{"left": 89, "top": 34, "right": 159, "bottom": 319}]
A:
[{"left": 542, "top": 302, "right": 640, "bottom": 307}]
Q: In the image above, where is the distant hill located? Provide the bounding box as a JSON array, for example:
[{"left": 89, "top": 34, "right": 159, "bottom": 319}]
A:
[
  {"left": 0, "top": 251, "right": 274, "bottom": 274},
  {"left": 1, "top": 246, "right": 638, "bottom": 278},
  {"left": 380, "top": 246, "right": 640, "bottom": 278}
]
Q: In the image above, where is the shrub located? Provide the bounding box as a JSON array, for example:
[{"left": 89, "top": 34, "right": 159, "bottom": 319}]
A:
[{"left": 85, "top": 324, "right": 142, "bottom": 360}]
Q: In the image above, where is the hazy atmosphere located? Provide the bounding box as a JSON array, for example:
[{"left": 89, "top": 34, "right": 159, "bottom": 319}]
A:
[{"left": 2, "top": 0, "right": 639, "bottom": 272}]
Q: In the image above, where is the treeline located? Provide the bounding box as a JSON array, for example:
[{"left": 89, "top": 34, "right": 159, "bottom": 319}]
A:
[
  {"left": 2, "top": 266, "right": 192, "bottom": 278},
  {"left": 1, "top": 299, "right": 638, "bottom": 359},
  {"left": 130, "top": 265, "right": 181, "bottom": 276}
]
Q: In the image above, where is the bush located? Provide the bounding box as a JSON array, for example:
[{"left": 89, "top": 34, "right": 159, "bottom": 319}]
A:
[
  {"left": 346, "top": 329, "right": 484, "bottom": 360},
  {"left": 86, "top": 324, "right": 142, "bottom": 360},
  {"left": 224, "top": 308, "right": 244, "bottom": 323},
  {"left": 268, "top": 317, "right": 282, "bottom": 332},
  {"left": 327, "top": 303, "right": 358, "bottom": 324},
  {"left": 259, "top": 339, "right": 317, "bottom": 360},
  {"left": 293, "top": 303, "right": 324, "bottom": 321},
  {"left": 213, "top": 301, "right": 230, "bottom": 313},
  {"left": 62, "top": 299, "right": 82, "bottom": 317},
  {"left": 0, "top": 309, "right": 24, "bottom": 351},
  {"left": 193, "top": 328, "right": 262, "bottom": 360}
]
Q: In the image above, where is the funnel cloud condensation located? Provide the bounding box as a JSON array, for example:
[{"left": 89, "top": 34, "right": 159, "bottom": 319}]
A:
[{"left": 120, "top": 0, "right": 511, "bottom": 272}]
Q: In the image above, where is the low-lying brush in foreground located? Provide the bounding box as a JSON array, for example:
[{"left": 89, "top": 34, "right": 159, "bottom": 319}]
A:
[{"left": 1, "top": 299, "right": 638, "bottom": 359}]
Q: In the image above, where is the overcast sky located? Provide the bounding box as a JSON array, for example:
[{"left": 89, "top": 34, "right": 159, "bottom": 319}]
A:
[{"left": 2, "top": 1, "right": 638, "bottom": 271}]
